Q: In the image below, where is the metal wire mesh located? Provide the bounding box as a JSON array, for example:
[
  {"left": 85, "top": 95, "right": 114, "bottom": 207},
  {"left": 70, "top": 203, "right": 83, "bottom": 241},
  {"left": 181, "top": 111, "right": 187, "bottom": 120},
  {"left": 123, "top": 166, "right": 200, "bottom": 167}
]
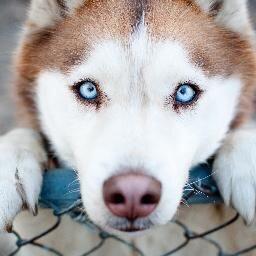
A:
[{"left": 7, "top": 165, "right": 256, "bottom": 256}]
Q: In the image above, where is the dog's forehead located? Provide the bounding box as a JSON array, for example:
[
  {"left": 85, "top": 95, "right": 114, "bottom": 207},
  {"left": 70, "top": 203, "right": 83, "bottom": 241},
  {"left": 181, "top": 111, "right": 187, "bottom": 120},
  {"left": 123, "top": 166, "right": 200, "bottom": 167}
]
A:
[
  {"left": 20, "top": 0, "right": 254, "bottom": 80},
  {"left": 22, "top": 1, "right": 206, "bottom": 69}
]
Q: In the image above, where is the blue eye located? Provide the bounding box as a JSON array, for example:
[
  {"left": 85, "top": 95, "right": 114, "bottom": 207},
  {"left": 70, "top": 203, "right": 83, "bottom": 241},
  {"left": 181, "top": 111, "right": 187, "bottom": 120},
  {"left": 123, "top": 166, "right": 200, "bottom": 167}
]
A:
[
  {"left": 175, "top": 83, "right": 197, "bottom": 104},
  {"left": 78, "top": 81, "right": 98, "bottom": 100}
]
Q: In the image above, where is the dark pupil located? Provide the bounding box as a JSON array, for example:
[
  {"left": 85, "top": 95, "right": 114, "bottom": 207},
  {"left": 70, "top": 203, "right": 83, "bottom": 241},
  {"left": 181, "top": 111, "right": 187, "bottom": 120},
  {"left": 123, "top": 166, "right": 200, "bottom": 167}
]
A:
[
  {"left": 180, "top": 87, "right": 187, "bottom": 95},
  {"left": 88, "top": 85, "right": 95, "bottom": 92}
]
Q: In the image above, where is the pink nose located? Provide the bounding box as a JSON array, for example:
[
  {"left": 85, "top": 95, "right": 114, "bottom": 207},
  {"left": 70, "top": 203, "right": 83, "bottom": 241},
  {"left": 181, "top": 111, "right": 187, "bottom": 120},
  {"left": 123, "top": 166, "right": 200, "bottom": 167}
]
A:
[{"left": 103, "top": 173, "right": 161, "bottom": 221}]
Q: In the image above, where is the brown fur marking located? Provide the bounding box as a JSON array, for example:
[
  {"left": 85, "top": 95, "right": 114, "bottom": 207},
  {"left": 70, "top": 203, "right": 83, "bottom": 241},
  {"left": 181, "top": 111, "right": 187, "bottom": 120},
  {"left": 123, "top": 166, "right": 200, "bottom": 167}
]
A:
[{"left": 14, "top": 0, "right": 256, "bottom": 129}]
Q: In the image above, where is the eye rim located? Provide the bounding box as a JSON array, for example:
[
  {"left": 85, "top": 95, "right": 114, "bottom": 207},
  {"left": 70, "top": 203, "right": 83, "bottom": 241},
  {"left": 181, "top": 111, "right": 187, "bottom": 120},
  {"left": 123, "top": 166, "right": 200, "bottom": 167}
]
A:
[
  {"left": 71, "top": 78, "right": 108, "bottom": 109},
  {"left": 171, "top": 82, "right": 203, "bottom": 111},
  {"left": 73, "top": 79, "right": 99, "bottom": 101}
]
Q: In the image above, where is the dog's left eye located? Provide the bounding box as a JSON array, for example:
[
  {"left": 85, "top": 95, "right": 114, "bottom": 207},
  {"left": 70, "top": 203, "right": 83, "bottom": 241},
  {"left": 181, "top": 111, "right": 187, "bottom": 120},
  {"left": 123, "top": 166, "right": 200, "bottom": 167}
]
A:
[
  {"left": 76, "top": 80, "right": 98, "bottom": 101},
  {"left": 175, "top": 83, "right": 197, "bottom": 104}
]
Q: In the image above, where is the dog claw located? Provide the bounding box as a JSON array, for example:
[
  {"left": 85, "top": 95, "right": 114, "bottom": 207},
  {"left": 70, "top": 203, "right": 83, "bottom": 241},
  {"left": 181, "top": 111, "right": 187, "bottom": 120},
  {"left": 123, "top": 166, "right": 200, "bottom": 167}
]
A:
[
  {"left": 5, "top": 224, "right": 13, "bottom": 233},
  {"left": 16, "top": 169, "right": 38, "bottom": 216},
  {"left": 21, "top": 200, "right": 38, "bottom": 216},
  {"left": 15, "top": 169, "right": 27, "bottom": 203},
  {"left": 22, "top": 202, "right": 29, "bottom": 211},
  {"left": 32, "top": 204, "right": 38, "bottom": 216},
  {"left": 0, "top": 129, "right": 45, "bottom": 233}
]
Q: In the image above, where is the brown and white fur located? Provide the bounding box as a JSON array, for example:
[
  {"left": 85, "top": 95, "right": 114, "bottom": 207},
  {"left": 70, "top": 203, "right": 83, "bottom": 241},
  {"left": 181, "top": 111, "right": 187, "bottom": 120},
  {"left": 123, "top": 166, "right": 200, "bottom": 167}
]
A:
[{"left": 0, "top": 0, "right": 256, "bottom": 255}]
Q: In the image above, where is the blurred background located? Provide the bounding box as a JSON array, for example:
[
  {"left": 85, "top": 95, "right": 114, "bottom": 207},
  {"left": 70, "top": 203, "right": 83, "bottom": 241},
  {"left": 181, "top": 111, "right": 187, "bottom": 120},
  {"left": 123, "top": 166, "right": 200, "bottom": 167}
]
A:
[{"left": 0, "top": 0, "right": 255, "bottom": 133}]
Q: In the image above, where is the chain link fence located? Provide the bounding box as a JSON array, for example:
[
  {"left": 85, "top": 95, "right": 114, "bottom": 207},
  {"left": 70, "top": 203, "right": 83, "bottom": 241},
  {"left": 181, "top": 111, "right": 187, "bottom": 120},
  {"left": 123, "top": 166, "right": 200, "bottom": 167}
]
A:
[{"left": 6, "top": 165, "right": 256, "bottom": 256}]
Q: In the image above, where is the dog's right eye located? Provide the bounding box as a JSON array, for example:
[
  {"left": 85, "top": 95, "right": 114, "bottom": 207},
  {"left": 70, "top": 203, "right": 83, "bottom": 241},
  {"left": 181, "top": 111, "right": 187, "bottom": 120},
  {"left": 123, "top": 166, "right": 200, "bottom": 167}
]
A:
[{"left": 75, "top": 80, "right": 98, "bottom": 101}]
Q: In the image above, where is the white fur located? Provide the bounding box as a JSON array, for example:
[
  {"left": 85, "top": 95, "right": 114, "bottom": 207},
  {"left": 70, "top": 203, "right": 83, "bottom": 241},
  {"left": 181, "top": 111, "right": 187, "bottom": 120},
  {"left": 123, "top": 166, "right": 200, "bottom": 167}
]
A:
[
  {"left": 65, "top": 0, "right": 85, "bottom": 12},
  {"left": 28, "top": 0, "right": 84, "bottom": 30},
  {"left": 0, "top": 129, "right": 46, "bottom": 231},
  {"left": 0, "top": 0, "right": 253, "bottom": 255},
  {"left": 35, "top": 24, "right": 242, "bottom": 230},
  {"left": 195, "top": 0, "right": 252, "bottom": 37},
  {"left": 28, "top": 0, "right": 62, "bottom": 29},
  {"left": 213, "top": 124, "right": 256, "bottom": 224}
]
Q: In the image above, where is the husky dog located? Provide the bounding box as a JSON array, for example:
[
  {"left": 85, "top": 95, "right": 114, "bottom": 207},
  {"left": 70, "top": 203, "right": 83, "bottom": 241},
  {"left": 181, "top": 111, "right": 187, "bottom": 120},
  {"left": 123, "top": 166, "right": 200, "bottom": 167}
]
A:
[{"left": 0, "top": 0, "right": 256, "bottom": 255}]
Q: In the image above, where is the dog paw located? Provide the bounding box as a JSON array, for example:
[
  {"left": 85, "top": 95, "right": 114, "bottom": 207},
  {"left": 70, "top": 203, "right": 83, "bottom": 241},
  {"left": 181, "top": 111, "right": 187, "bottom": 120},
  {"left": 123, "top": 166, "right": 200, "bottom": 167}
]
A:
[
  {"left": 213, "top": 128, "right": 256, "bottom": 224},
  {"left": 0, "top": 129, "right": 46, "bottom": 232}
]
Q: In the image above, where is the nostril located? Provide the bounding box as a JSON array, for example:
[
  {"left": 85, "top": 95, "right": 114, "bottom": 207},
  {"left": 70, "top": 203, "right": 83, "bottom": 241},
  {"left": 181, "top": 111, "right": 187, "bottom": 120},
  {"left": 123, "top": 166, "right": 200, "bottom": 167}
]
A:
[
  {"left": 103, "top": 173, "right": 161, "bottom": 220},
  {"left": 110, "top": 193, "right": 125, "bottom": 204},
  {"left": 140, "top": 193, "right": 160, "bottom": 205}
]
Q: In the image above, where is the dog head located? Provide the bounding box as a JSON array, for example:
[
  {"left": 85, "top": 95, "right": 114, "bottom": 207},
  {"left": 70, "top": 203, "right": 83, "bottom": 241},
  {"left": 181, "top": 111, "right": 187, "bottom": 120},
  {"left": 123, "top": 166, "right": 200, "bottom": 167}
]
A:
[{"left": 15, "top": 0, "right": 256, "bottom": 233}]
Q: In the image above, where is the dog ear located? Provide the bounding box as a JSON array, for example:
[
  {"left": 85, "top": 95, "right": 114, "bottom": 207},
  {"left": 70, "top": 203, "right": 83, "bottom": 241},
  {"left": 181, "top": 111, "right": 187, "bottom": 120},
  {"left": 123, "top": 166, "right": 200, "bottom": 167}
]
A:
[
  {"left": 27, "top": 0, "right": 84, "bottom": 31},
  {"left": 195, "top": 0, "right": 253, "bottom": 37}
]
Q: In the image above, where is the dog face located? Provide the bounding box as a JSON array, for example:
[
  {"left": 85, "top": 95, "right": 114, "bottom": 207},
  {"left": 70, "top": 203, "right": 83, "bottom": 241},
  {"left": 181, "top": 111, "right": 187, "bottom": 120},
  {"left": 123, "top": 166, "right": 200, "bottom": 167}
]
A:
[{"left": 15, "top": 0, "right": 256, "bottom": 233}]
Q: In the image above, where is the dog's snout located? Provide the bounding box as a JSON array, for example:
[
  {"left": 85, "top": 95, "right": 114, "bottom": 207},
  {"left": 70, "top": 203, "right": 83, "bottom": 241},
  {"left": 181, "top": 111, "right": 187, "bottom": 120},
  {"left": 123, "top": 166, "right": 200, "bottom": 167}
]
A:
[{"left": 103, "top": 173, "right": 161, "bottom": 221}]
